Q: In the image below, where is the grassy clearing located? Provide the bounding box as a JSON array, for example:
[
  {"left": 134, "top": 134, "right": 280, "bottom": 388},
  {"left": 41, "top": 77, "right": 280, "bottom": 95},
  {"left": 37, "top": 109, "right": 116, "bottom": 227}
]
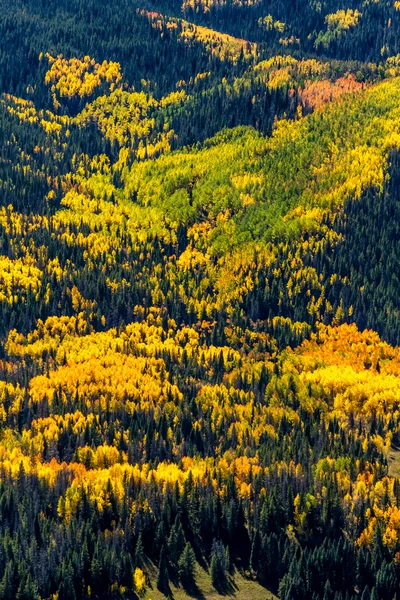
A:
[
  {"left": 388, "top": 445, "right": 400, "bottom": 478},
  {"left": 142, "top": 565, "right": 277, "bottom": 600}
]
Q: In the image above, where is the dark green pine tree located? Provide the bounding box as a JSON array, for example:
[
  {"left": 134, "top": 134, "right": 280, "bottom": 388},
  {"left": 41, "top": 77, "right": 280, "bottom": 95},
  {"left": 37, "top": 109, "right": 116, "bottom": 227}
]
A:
[
  {"left": 178, "top": 542, "right": 196, "bottom": 587},
  {"left": 249, "top": 529, "right": 261, "bottom": 573},
  {"left": 157, "top": 546, "right": 170, "bottom": 594},
  {"left": 210, "top": 552, "right": 220, "bottom": 590},
  {"left": 210, "top": 540, "right": 227, "bottom": 590},
  {"left": 323, "top": 579, "right": 333, "bottom": 600},
  {"left": 167, "top": 515, "right": 186, "bottom": 567},
  {"left": 16, "top": 574, "right": 39, "bottom": 600},
  {"left": 0, "top": 562, "right": 16, "bottom": 600},
  {"left": 360, "top": 586, "right": 370, "bottom": 600},
  {"left": 370, "top": 588, "right": 379, "bottom": 600},
  {"left": 278, "top": 573, "right": 295, "bottom": 600},
  {"left": 135, "top": 532, "right": 145, "bottom": 569},
  {"left": 58, "top": 563, "right": 76, "bottom": 600}
]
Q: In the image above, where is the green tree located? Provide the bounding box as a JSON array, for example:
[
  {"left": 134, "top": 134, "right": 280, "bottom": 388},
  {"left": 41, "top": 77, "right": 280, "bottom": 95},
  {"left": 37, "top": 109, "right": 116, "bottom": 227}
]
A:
[
  {"left": 249, "top": 530, "right": 261, "bottom": 573},
  {"left": 135, "top": 532, "right": 145, "bottom": 568},
  {"left": 210, "top": 540, "right": 227, "bottom": 590},
  {"left": 157, "top": 546, "right": 169, "bottom": 594},
  {"left": 178, "top": 542, "right": 196, "bottom": 587},
  {"left": 167, "top": 516, "right": 186, "bottom": 566},
  {"left": 16, "top": 574, "right": 39, "bottom": 600}
]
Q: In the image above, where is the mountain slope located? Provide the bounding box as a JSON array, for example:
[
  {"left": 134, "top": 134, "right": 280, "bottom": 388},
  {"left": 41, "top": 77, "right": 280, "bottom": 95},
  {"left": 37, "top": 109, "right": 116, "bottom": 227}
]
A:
[{"left": 2, "top": 2, "right": 400, "bottom": 600}]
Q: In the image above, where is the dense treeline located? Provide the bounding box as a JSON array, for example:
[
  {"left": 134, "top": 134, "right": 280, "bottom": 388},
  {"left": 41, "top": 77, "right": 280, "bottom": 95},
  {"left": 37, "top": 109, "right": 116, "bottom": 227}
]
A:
[
  {"left": 2, "top": 1, "right": 400, "bottom": 599},
  {"left": 2, "top": 314, "right": 400, "bottom": 599},
  {"left": 1, "top": 0, "right": 400, "bottom": 114},
  {"left": 320, "top": 149, "right": 400, "bottom": 346},
  {"left": 0, "top": 0, "right": 246, "bottom": 103},
  {"left": 179, "top": 0, "right": 400, "bottom": 62}
]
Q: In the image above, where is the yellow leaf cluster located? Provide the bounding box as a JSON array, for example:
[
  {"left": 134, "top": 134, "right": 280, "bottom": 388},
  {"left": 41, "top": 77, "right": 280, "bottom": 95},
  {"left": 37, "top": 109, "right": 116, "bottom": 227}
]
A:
[{"left": 44, "top": 54, "right": 122, "bottom": 100}]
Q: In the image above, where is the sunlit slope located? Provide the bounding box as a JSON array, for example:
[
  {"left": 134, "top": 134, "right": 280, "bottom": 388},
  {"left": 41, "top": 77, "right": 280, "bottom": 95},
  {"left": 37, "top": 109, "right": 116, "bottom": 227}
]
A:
[
  {"left": 2, "top": 310, "right": 400, "bottom": 596},
  {"left": 0, "top": 0, "right": 247, "bottom": 103},
  {"left": 123, "top": 76, "right": 400, "bottom": 248},
  {"left": 114, "top": 77, "right": 400, "bottom": 326},
  {"left": 3, "top": 77, "right": 400, "bottom": 346},
  {"left": 3, "top": 49, "right": 400, "bottom": 600}
]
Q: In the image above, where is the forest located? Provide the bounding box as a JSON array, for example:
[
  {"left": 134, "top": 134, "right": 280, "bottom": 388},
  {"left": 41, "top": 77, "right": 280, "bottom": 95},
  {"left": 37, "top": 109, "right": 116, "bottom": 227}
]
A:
[{"left": 2, "top": 0, "right": 400, "bottom": 598}]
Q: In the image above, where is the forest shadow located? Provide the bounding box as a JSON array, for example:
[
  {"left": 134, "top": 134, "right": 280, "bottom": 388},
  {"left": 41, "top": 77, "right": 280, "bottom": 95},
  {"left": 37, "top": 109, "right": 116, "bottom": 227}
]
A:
[
  {"left": 180, "top": 579, "right": 207, "bottom": 600},
  {"left": 212, "top": 573, "right": 239, "bottom": 597}
]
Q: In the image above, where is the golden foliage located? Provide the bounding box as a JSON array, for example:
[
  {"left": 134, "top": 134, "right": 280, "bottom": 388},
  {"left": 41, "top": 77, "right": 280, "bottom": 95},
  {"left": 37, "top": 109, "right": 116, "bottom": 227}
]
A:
[
  {"left": 139, "top": 10, "right": 256, "bottom": 62},
  {"left": 44, "top": 54, "right": 122, "bottom": 100},
  {"left": 325, "top": 9, "right": 361, "bottom": 31},
  {"left": 133, "top": 568, "right": 146, "bottom": 596}
]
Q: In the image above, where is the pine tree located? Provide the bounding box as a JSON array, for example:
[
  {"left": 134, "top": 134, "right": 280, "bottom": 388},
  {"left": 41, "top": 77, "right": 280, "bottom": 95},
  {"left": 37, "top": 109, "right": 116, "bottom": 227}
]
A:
[
  {"left": 58, "top": 568, "right": 76, "bottom": 600},
  {"left": 157, "top": 546, "right": 169, "bottom": 594},
  {"left": 323, "top": 578, "right": 333, "bottom": 600},
  {"left": 16, "top": 574, "right": 39, "bottom": 600},
  {"left": 370, "top": 588, "right": 379, "bottom": 600},
  {"left": 0, "top": 562, "right": 16, "bottom": 600},
  {"left": 210, "top": 540, "right": 227, "bottom": 590},
  {"left": 249, "top": 529, "right": 261, "bottom": 573},
  {"left": 361, "top": 586, "right": 370, "bottom": 600},
  {"left": 224, "top": 546, "right": 231, "bottom": 575},
  {"left": 167, "top": 516, "right": 186, "bottom": 566},
  {"left": 135, "top": 532, "right": 145, "bottom": 568},
  {"left": 210, "top": 552, "right": 220, "bottom": 590},
  {"left": 178, "top": 542, "right": 196, "bottom": 587}
]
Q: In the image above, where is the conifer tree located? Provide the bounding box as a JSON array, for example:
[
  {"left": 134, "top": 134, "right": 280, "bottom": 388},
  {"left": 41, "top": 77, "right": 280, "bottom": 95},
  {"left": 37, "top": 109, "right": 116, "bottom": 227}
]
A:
[
  {"left": 168, "top": 516, "right": 186, "bottom": 567},
  {"left": 210, "top": 540, "right": 227, "bottom": 590},
  {"left": 135, "top": 532, "right": 145, "bottom": 569},
  {"left": 157, "top": 546, "right": 169, "bottom": 594},
  {"left": 178, "top": 542, "right": 196, "bottom": 587}
]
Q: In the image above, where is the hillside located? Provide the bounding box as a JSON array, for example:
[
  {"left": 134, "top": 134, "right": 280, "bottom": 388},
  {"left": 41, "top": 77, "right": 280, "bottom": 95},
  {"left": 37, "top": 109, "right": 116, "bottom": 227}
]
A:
[{"left": 2, "top": 1, "right": 400, "bottom": 600}]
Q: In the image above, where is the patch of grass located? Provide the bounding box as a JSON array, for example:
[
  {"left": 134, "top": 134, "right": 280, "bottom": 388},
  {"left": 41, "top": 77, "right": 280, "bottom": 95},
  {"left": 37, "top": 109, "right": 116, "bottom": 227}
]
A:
[
  {"left": 142, "top": 565, "right": 277, "bottom": 600},
  {"left": 388, "top": 445, "right": 400, "bottom": 478}
]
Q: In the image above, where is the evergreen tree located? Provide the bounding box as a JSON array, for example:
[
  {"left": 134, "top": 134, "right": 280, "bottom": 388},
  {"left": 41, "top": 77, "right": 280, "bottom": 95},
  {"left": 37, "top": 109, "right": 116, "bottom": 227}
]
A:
[
  {"left": 210, "top": 540, "right": 228, "bottom": 590},
  {"left": 178, "top": 542, "right": 196, "bottom": 587},
  {"left": 361, "top": 586, "right": 370, "bottom": 600},
  {"left": 135, "top": 532, "right": 145, "bottom": 569},
  {"left": 157, "top": 546, "right": 169, "bottom": 594},
  {"left": 167, "top": 515, "right": 186, "bottom": 567}
]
